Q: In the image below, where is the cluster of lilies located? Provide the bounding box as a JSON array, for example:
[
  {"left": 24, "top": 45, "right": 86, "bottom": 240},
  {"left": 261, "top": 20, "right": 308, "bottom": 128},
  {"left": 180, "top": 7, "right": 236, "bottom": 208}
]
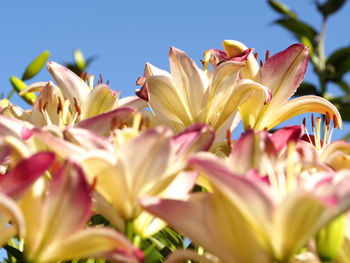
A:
[{"left": 0, "top": 39, "right": 350, "bottom": 263}]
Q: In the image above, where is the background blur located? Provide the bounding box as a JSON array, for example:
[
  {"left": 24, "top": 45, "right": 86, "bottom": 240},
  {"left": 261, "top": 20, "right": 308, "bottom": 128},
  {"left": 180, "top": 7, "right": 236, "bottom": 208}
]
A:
[{"left": 1, "top": 0, "right": 349, "bottom": 139}]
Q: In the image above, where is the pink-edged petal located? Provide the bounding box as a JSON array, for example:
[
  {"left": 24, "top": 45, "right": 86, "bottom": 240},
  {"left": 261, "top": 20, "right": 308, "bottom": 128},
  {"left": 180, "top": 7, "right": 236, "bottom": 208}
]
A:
[
  {"left": 81, "top": 84, "right": 120, "bottom": 119},
  {"left": 47, "top": 61, "right": 90, "bottom": 107},
  {"left": 270, "top": 125, "right": 304, "bottom": 152},
  {"left": 118, "top": 96, "right": 148, "bottom": 110},
  {"left": 1, "top": 152, "right": 55, "bottom": 198},
  {"left": 0, "top": 193, "right": 26, "bottom": 245},
  {"left": 260, "top": 43, "right": 309, "bottom": 105},
  {"left": 37, "top": 227, "right": 143, "bottom": 263},
  {"left": 64, "top": 127, "right": 114, "bottom": 153},
  {"left": 189, "top": 152, "right": 276, "bottom": 230},
  {"left": 119, "top": 127, "right": 174, "bottom": 201},
  {"left": 169, "top": 47, "right": 208, "bottom": 119},
  {"left": 32, "top": 128, "right": 85, "bottom": 159},
  {"left": 76, "top": 107, "right": 137, "bottom": 136},
  {"left": 0, "top": 115, "right": 33, "bottom": 140},
  {"left": 42, "top": 161, "right": 92, "bottom": 241},
  {"left": 255, "top": 95, "right": 342, "bottom": 130},
  {"left": 140, "top": 193, "right": 216, "bottom": 253},
  {"left": 172, "top": 123, "right": 215, "bottom": 156}
]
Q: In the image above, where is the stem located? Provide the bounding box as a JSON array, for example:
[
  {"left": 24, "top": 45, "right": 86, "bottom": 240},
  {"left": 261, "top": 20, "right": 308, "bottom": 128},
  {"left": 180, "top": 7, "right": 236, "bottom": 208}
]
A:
[
  {"left": 7, "top": 89, "right": 15, "bottom": 100},
  {"left": 318, "top": 17, "right": 327, "bottom": 73},
  {"left": 126, "top": 220, "right": 134, "bottom": 241}
]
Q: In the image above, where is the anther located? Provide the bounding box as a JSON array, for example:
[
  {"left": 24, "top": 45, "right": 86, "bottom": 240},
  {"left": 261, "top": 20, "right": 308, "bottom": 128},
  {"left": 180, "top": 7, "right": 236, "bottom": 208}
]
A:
[
  {"left": 99, "top": 74, "right": 103, "bottom": 84},
  {"left": 89, "top": 177, "right": 98, "bottom": 193},
  {"left": 73, "top": 97, "right": 81, "bottom": 116},
  {"left": 302, "top": 118, "right": 306, "bottom": 128},
  {"left": 57, "top": 97, "right": 63, "bottom": 114},
  {"left": 226, "top": 129, "right": 232, "bottom": 147},
  {"left": 254, "top": 52, "right": 258, "bottom": 60},
  {"left": 265, "top": 50, "right": 270, "bottom": 61},
  {"left": 84, "top": 72, "right": 88, "bottom": 82},
  {"left": 80, "top": 72, "right": 84, "bottom": 79},
  {"left": 333, "top": 114, "right": 338, "bottom": 128},
  {"left": 260, "top": 60, "right": 263, "bottom": 67},
  {"left": 39, "top": 98, "right": 43, "bottom": 113},
  {"left": 106, "top": 80, "right": 109, "bottom": 85},
  {"left": 311, "top": 113, "right": 315, "bottom": 130},
  {"left": 325, "top": 112, "right": 330, "bottom": 127}
]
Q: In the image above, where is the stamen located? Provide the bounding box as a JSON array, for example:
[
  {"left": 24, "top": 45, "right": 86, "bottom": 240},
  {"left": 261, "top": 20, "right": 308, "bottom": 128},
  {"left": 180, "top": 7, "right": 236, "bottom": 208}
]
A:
[
  {"left": 333, "top": 114, "right": 338, "bottom": 129},
  {"left": 325, "top": 112, "right": 331, "bottom": 126},
  {"left": 88, "top": 75, "right": 94, "bottom": 90},
  {"left": 99, "top": 74, "right": 103, "bottom": 84},
  {"left": 73, "top": 97, "right": 81, "bottom": 116},
  {"left": 226, "top": 129, "right": 232, "bottom": 147},
  {"left": 260, "top": 59, "right": 263, "bottom": 67},
  {"left": 57, "top": 97, "right": 62, "bottom": 114},
  {"left": 132, "top": 112, "right": 142, "bottom": 132},
  {"left": 316, "top": 117, "right": 321, "bottom": 150},
  {"left": 254, "top": 52, "right": 258, "bottom": 60},
  {"left": 80, "top": 72, "right": 84, "bottom": 79},
  {"left": 84, "top": 72, "right": 88, "bottom": 82},
  {"left": 203, "top": 51, "right": 211, "bottom": 75},
  {"left": 265, "top": 50, "right": 270, "bottom": 61},
  {"left": 38, "top": 98, "right": 43, "bottom": 113},
  {"left": 61, "top": 99, "right": 70, "bottom": 127},
  {"left": 303, "top": 118, "right": 312, "bottom": 144},
  {"left": 89, "top": 177, "right": 98, "bottom": 193},
  {"left": 106, "top": 80, "right": 110, "bottom": 85}
]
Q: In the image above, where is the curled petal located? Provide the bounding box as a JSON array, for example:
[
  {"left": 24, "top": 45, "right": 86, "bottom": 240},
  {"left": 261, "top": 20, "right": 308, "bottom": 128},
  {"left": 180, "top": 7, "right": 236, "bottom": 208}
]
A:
[
  {"left": 19, "top": 81, "right": 50, "bottom": 94},
  {"left": 118, "top": 96, "right": 148, "bottom": 110},
  {"left": 47, "top": 61, "right": 90, "bottom": 107},
  {"left": 255, "top": 95, "right": 342, "bottom": 130}
]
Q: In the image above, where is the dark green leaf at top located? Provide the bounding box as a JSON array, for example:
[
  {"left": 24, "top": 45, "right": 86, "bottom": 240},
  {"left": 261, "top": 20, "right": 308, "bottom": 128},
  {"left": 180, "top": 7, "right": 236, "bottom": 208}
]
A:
[
  {"left": 317, "top": 0, "right": 347, "bottom": 18},
  {"left": 326, "top": 46, "right": 350, "bottom": 81},
  {"left": 274, "top": 17, "right": 318, "bottom": 42},
  {"left": 22, "top": 50, "right": 50, "bottom": 81},
  {"left": 294, "top": 82, "right": 319, "bottom": 96}
]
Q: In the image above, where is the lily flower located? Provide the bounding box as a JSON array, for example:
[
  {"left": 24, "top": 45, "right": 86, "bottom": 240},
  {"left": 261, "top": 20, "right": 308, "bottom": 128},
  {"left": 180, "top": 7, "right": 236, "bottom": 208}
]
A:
[
  {"left": 0, "top": 152, "right": 55, "bottom": 246},
  {"left": 20, "top": 159, "right": 143, "bottom": 263},
  {"left": 210, "top": 40, "right": 342, "bottom": 131},
  {"left": 136, "top": 46, "right": 272, "bottom": 140},
  {"left": 141, "top": 152, "right": 350, "bottom": 263},
  {"left": 13, "top": 61, "right": 147, "bottom": 131}
]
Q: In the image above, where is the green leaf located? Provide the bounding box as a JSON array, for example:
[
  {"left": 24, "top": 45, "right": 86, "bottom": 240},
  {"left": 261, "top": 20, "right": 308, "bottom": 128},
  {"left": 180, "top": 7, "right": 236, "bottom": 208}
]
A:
[
  {"left": 3, "top": 245, "right": 27, "bottom": 263},
  {"left": 294, "top": 82, "right": 319, "bottom": 96},
  {"left": 335, "top": 79, "right": 350, "bottom": 94},
  {"left": 9, "top": 76, "right": 36, "bottom": 105},
  {"left": 317, "top": 0, "right": 347, "bottom": 17},
  {"left": 22, "top": 50, "right": 50, "bottom": 81},
  {"left": 74, "top": 49, "right": 87, "bottom": 71},
  {"left": 274, "top": 17, "right": 318, "bottom": 41},
  {"left": 326, "top": 46, "right": 350, "bottom": 81},
  {"left": 332, "top": 101, "right": 350, "bottom": 121},
  {"left": 268, "top": 0, "right": 297, "bottom": 19}
]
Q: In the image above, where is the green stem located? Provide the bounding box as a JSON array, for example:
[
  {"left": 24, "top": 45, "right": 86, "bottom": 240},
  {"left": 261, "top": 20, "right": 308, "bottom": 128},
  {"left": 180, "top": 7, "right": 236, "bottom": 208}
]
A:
[
  {"left": 126, "top": 220, "right": 134, "bottom": 241},
  {"left": 7, "top": 88, "right": 15, "bottom": 100}
]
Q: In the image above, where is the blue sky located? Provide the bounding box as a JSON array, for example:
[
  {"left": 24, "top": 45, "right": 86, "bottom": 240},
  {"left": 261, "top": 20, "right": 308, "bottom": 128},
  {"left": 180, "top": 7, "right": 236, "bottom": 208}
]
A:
[{"left": 1, "top": 0, "right": 350, "bottom": 140}]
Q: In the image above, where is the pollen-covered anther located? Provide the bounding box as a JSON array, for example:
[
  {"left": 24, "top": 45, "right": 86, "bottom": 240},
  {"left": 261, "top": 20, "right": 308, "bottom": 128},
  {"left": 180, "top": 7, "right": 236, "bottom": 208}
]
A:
[
  {"left": 254, "top": 52, "right": 258, "bottom": 60},
  {"left": 260, "top": 59, "right": 263, "bottom": 67},
  {"left": 89, "top": 176, "right": 98, "bottom": 193},
  {"left": 39, "top": 98, "right": 43, "bottom": 113},
  {"left": 73, "top": 97, "right": 81, "bottom": 116},
  {"left": 84, "top": 72, "right": 88, "bottom": 82},
  {"left": 265, "top": 50, "right": 270, "bottom": 61},
  {"left": 333, "top": 114, "right": 338, "bottom": 129},
  {"left": 226, "top": 129, "right": 232, "bottom": 147},
  {"left": 57, "top": 97, "right": 63, "bottom": 114}
]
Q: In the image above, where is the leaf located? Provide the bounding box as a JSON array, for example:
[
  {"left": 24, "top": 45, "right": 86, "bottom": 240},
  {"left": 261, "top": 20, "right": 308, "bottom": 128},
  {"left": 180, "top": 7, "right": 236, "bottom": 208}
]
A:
[
  {"left": 294, "top": 82, "right": 319, "bottom": 96},
  {"left": 326, "top": 46, "right": 350, "bottom": 81},
  {"left": 3, "top": 245, "right": 27, "bottom": 263},
  {"left": 274, "top": 17, "right": 318, "bottom": 42},
  {"left": 9, "top": 76, "right": 36, "bottom": 105},
  {"left": 317, "top": 0, "right": 347, "bottom": 17},
  {"left": 22, "top": 50, "right": 50, "bottom": 81},
  {"left": 333, "top": 101, "right": 350, "bottom": 121},
  {"left": 335, "top": 79, "right": 350, "bottom": 94},
  {"left": 268, "top": 0, "right": 297, "bottom": 19}
]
